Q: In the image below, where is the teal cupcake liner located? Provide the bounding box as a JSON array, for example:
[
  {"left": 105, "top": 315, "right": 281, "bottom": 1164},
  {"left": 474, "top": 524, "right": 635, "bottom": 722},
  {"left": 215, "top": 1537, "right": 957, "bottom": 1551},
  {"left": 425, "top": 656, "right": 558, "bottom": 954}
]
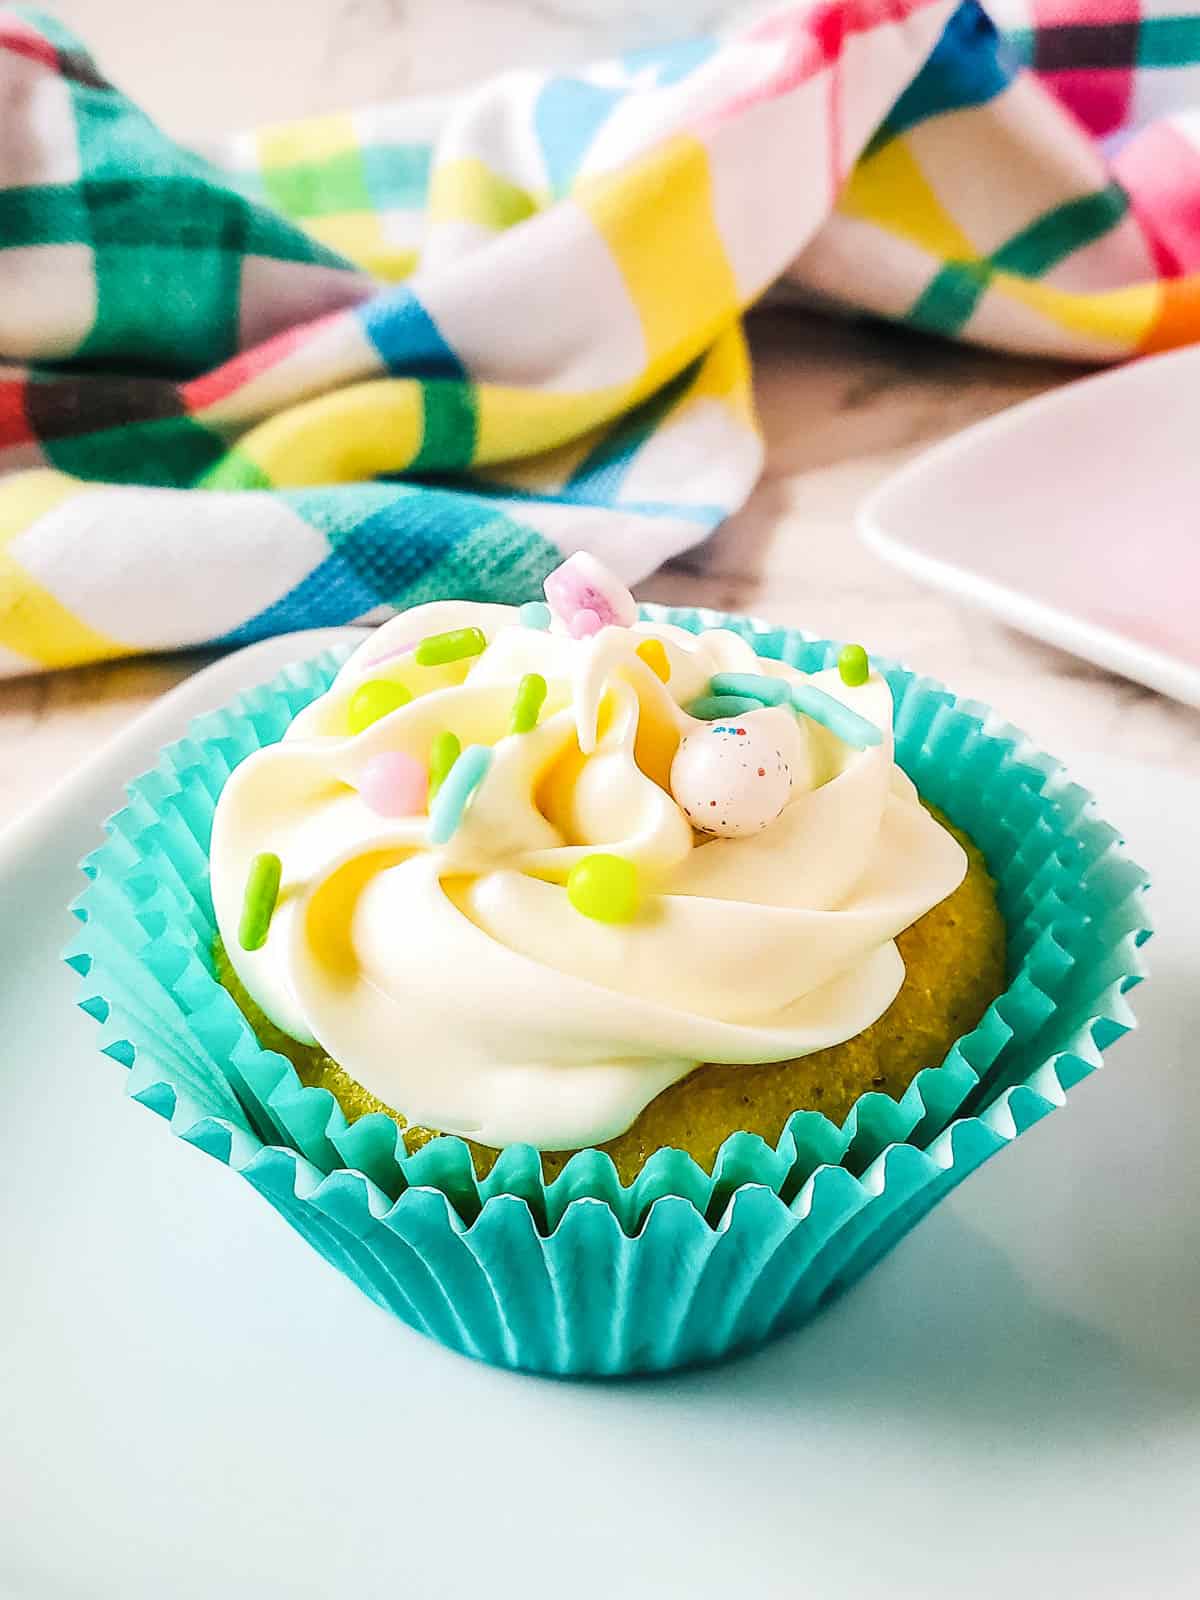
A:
[{"left": 67, "top": 607, "right": 1150, "bottom": 1375}]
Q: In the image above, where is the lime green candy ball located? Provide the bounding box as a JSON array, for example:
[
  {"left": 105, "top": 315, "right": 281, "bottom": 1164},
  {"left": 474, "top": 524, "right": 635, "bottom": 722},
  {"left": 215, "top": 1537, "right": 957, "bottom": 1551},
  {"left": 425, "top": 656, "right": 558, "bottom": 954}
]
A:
[
  {"left": 837, "top": 643, "right": 869, "bottom": 688},
  {"left": 567, "top": 853, "right": 640, "bottom": 923},
  {"left": 347, "top": 677, "right": 411, "bottom": 734}
]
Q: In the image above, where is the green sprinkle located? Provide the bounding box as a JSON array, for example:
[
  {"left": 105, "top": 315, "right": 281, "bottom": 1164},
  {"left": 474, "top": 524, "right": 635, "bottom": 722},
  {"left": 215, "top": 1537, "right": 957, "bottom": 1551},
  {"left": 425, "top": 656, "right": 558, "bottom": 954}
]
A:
[
  {"left": 685, "top": 694, "right": 763, "bottom": 721},
  {"left": 838, "top": 644, "right": 870, "bottom": 687},
  {"left": 428, "top": 745, "right": 493, "bottom": 845},
  {"left": 510, "top": 672, "right": 548, "bottom": 734},
  {"left": 415, "top": 626, "right": 487, "bottom": 667},
  {"left": 238, "top": 852, "right": 282, "bottom": 952},
  {"left": 428, "top": 731, "right": 461, "bottom": 799},
  {"left": 347, "top": 677, "right": 411, "bottom": 734},
  {"left": 567, "top": 853, "right": 639, "bottom": 923},
  {"left": 708, "top": 672, "right": 789, "bottom": 707},
  {"left": 790, "top": 681, "right": 882, "bottom": 749},
  {"left": 519, "top": 601, "right": 552, "bottom": 630}
]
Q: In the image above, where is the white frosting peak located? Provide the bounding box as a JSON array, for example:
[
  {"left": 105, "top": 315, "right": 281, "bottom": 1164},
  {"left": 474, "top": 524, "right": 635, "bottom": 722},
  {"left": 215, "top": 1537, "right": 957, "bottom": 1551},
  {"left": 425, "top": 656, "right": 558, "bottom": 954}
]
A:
[{"left": 210, "top": 600, "right": 966, "bottom": 1149}]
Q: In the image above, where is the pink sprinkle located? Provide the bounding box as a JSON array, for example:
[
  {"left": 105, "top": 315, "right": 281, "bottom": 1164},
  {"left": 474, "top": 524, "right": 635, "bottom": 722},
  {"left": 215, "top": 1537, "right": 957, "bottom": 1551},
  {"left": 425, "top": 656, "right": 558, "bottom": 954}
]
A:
[
  {"left": 568, "top": 607, "right": 604, "bottom": 638},
  {"left": 544, "top": 551, "right": 637, "bottom": 635},
  {"left": 359, "top": 751, "right": 427, "bottom": 817},
  {"left": 360, "top": 634, "right": 421, "bottom": 671}
]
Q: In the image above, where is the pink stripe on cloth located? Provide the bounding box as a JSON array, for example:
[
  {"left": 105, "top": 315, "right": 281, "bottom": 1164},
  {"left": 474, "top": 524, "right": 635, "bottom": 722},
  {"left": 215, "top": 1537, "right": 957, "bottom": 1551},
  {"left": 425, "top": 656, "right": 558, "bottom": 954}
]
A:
[
  {"left": 702, "top": 0, "right": 946, "bottom": 192},
  {"left": 1029, "top": 0, "right": 1139, "bottom": 137},
  {"left": 181, "top": 310, "right": 346, "bottom": 412},
  {"left": 1113, "top": 120, "right": 1200, "bottom": 276},
  {"left": 1041, "top": 67, "right": 1134, "bottom": 136},
  {"left": 0, "top": 16, "right": 59, "bottom": 71}
]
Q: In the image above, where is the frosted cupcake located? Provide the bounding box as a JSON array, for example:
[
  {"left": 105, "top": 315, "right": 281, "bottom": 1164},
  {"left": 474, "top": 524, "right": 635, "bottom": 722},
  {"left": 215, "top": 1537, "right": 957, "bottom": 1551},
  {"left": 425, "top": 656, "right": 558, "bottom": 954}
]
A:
[
  {"left": 210, "top": 554, "right": 1004, "bottom": 1178},
  {"left": 72, "top": 557, "right": 1148, "bottom": 1374}
]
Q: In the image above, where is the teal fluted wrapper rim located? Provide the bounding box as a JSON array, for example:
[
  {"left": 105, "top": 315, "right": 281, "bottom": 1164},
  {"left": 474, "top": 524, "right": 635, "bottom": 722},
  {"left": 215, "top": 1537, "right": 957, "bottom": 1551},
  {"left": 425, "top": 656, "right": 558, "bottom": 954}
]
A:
[{"left": 66, "top": 607, "right": 1151, "bottom": 1376}]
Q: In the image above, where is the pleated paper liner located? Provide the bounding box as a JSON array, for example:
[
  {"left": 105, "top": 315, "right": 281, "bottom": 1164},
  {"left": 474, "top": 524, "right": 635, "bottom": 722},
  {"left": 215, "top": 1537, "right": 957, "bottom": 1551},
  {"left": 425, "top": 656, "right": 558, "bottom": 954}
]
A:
[{"left": 66, "top": 607, "right": 1150, "bottom": 1375}]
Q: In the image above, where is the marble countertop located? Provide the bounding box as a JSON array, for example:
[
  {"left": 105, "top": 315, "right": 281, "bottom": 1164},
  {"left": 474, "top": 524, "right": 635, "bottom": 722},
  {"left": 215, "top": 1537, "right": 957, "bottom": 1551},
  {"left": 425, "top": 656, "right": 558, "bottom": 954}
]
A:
[{"left": 3, "top": 2, "right": 1198, "bottom": 829}]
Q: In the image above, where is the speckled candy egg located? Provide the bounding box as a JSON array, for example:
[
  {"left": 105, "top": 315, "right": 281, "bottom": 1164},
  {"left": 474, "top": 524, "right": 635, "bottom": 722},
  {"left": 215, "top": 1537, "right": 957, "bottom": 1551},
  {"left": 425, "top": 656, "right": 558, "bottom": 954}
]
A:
[{"left": 669, "top": 722, "right": 792, "bottom": 837}]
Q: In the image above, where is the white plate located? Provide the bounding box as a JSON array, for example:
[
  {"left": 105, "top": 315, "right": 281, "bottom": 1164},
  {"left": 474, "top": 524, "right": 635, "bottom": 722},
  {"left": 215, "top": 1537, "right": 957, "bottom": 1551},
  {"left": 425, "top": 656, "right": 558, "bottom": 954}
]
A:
[
  {"left": 859, "top": 345, "right": 1200, "bottom": 709},
  {"left": 2, "top": 631, "right": 1198, "bottom": 1600}
]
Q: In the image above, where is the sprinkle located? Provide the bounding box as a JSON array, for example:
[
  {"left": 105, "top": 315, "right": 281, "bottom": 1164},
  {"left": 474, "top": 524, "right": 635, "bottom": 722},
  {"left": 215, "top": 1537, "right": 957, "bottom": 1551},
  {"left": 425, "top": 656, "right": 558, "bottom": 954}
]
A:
[
  {"left": 569, "top": 608, "right": 603, "bottom": 639},
  {"left": 635, "top": 638, "right": 670, "bottom": 682},
  {"left": 347, "top": 678, "right": 411, "bottom": 734},
  {"left": 685, "top": 694, "right": 762, "bottom": 721},
  {"left": 415, "top": 626, "right": 487, "bottom": 667},
  {"left": 838, "top": 643, "right": 870, "bottom": 687},
  {"left": 359, "top": 751, "right": 427, "bottom": 817},
  {"left": 708, "top": 671, "right": 789, "bottom": 707},
  {"left": 238, "top": 852, "right": 282, "bottom": 951},
  {"left": 519, "top": 601, "right": 552, "bottom": 630},
  {"left": 567, "top": 853, "right": 640, "bottom": 923},
  {"left": 428, "top": 731, "right": 461, "bottom": 799},
  {"left": 510, "top": 673, "right": 547, "bottom": 734},
  {"left": 789, "top": 681, "right": 882, "bottom": 749},
  {"left": 428, "top": 745, "right": 493, "bottom": 845},
  {"left": 544, "top": 551, "right": 638, "bottom": 634}
]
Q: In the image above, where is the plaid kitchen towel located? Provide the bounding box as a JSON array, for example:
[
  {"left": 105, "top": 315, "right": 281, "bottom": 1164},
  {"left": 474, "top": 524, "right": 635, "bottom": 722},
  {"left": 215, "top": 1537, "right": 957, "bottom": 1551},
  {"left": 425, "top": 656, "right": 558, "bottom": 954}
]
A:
[{"left": 2, "top": 1, "right": 1199, "bottom": 674}]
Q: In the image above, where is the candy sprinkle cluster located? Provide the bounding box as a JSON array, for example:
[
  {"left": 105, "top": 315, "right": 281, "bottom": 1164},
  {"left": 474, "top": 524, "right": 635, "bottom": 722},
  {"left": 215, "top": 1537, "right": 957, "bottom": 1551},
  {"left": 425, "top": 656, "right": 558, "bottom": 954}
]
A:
[{"left": 238, "top": 556, "right": 880, "bottom": 944}]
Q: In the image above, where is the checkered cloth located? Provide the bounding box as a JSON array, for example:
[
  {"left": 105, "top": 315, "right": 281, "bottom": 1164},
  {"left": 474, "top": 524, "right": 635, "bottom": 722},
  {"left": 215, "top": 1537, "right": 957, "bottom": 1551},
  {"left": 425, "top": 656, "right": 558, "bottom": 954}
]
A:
[{"left": 3, "top": 2, "right": 1199, "bottom": 675}]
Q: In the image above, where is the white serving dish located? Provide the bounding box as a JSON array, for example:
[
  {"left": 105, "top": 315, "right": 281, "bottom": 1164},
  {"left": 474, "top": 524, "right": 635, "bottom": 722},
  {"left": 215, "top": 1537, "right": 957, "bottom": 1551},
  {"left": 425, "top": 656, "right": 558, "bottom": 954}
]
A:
[{"left": 860, "top": 345, "right": 1200, "bottom": 709}]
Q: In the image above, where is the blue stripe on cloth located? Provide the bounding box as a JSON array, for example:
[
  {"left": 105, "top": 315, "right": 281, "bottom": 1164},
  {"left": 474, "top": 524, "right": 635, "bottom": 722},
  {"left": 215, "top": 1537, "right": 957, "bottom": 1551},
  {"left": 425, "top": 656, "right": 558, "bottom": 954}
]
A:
[
  {"left": 211, "top": 486, "right": 556, "bottom": 646},
  {"left": 402, "top": 475, "right": 726, "bottom": 528},
  {"left": 357, "top": 289, "right": 465, "bottom": 377},
  {"left": 998, "top": 25, "right": 1035, "bottom": 69},
  {"left": 534, "top": 77, "right": 626, "bottom": 197},
  {"left": 865, "top": 0, "right": 1013, "bottom": 156},
  {"left": 213, "top": 552, "right": 385, "bottom": 645},
  {"left": 485, "top": 489, "right": 727, "bottom": 526},
  {"left": 621, "top": 37, "right": 718, "bottom": 86},
  {"left": 361, "top": 143, "right": 432, "bottom": 211}
]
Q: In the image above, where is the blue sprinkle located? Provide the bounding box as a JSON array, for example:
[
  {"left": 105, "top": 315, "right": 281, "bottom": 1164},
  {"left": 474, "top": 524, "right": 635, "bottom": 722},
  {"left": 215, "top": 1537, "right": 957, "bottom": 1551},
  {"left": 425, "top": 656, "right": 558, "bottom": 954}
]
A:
[
  {"left": 428, "top": 744, "right": 494, "bottom": 844},
  {"left": 789, "top": 681, "right": 882, "bottom": 749},
  {"left": 685, "top": 694, "right": 762, "bottom": 720},
  {"left": 709, "top": 671, "right": 789, "bottom": 707},
  {"left": 519, "top": 601, "right": 552, "bottom": 630}
]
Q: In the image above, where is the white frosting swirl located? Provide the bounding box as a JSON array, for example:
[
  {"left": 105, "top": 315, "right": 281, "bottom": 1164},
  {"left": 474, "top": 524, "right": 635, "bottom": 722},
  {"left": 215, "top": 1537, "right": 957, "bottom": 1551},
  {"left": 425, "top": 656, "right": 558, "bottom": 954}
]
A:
[{"left": 211, "top": 604, "right": 966, "bottom": 1150}]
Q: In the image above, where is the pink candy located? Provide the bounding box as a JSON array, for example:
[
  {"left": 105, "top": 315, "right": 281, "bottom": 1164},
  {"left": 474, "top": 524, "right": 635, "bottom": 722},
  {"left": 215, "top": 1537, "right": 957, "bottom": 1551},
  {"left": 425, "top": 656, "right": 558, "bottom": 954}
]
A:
[
  {"left": 544, "top": 552, "right": 637, "bottom": 637},
  {"left": 568, "top": 608, "right": 604, "bottom": 639},
  {"left": 358, "top": 751, "right": 428, "bottom": 817}
]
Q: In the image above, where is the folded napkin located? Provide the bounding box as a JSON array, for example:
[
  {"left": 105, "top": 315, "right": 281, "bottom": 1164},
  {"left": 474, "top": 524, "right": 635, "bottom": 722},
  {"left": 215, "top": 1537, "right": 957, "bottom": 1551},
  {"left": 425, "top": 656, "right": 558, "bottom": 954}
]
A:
[{"left": 2, "top": 1, "right": 1197, "bottom": 675}]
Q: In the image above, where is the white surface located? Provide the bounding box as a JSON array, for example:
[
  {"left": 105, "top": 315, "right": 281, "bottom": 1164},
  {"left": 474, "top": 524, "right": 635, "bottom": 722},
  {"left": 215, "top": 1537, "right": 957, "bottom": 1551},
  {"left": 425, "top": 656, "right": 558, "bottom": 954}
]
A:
[
  {"left": 860, "top": 344, "right": 1200, "bottom": 710},
  {"left": 1, "top": 629, "right": 1198, "bottom": 1600}
]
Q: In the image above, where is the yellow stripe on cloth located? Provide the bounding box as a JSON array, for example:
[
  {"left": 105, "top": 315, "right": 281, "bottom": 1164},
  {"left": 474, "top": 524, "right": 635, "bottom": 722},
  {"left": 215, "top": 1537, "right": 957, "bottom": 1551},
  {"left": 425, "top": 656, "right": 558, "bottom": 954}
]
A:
[
  {"left": 991, "top": 271, "right": 1160, "bottom": 346},
  {"left": 684, "top": 322, "right": 757, "bottom": 432},
  {"left": 0, "top": 472, "right": 127, "bottom": 669},
  {"left": 577, "top": 135, "right": 741, "bottom": 402},
  {"left": 220, "top": 380, "right": 427, "bottom": 485},
  {"left": 475, "top": 325, "right": 755, "bottom": 484},
  {"left": 258, "top": 113, "right": 358, "bottom": 167},
  {"left": 839, "top": 137, "right": 977, "bottom": 262},
  {"left": 302, "top": 214, "right": 418, "bottom": 281},
  {"left": 470, "top": 420, "right": 615, "bottom": 495},
  {"left": 472, "top": 386, "right": 623, "bottom": 467},
  {"left": 428, "top": 158, "right": 542, "bottom": 229}
]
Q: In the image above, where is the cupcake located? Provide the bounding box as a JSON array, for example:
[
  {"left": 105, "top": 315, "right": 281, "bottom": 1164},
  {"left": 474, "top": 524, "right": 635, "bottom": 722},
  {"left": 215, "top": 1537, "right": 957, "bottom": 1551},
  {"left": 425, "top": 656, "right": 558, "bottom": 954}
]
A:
[
  {"left": 209, "top": 554, "right": 1004, "bottom": 1180},
  {"left": 70, "top": 558, "right": 1148, "bottom": 1376}
]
